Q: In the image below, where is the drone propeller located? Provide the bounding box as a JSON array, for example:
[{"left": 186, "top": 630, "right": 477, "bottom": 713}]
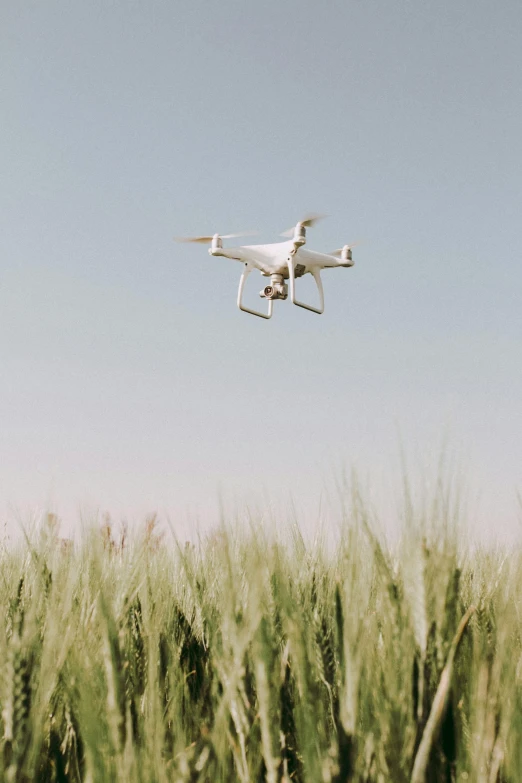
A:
[
  {"left": 329, "top": 241, "right": 361, "bottom": 257},
  {"left": 280, "top": 213, "right": 327, "bottom": 238},
  {"left": 174, "top": 232, "right": 258, "bottom": 244}
]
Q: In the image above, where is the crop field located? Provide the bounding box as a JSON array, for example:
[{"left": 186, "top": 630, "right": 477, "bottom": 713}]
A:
[{"left": 1, "top": 493, "right": 521, "bottom": 783}]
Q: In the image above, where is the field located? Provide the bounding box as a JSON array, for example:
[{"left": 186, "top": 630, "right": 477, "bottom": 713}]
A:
[{"left": 1, "top": 489, "right": 521, "bottom": 782}]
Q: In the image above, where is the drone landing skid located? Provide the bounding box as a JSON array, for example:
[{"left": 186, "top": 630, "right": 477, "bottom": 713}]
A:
[
  {"left": 287, "top": 257, "right": 324, "bottom": 315},
  {"left": 236, "top": 261, "right": 324, "bottom": 319},
  {"left": 237, "top": 265, "right": 273, "bottom": 319}
]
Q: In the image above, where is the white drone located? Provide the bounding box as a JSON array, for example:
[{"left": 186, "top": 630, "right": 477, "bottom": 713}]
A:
[{"left": 175, "top": 214, "right": 355, "bottom": 319}]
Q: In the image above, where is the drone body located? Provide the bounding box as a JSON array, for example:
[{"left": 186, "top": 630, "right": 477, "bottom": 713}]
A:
[{"left": 176, "top": 215, "right": 355, "bottom": 319}]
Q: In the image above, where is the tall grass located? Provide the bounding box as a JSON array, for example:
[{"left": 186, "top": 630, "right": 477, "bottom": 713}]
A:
[{"left": 0, "top": 493, "right": 521, "bottom": 782}]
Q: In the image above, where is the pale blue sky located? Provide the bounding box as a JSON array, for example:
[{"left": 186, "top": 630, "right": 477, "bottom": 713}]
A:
[{"left": 1, "top": 1, "right": 521, "bottom": 535}]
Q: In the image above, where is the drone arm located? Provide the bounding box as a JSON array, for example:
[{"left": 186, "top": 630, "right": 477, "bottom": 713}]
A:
[
  {"left": 237, "top": 265, "right": 273, "bottom": 320},
  {"left": 287, "top": 257, "right": 324, "bottom": 315}
]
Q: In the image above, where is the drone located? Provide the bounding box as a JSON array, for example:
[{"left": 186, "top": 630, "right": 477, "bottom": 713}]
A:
[{"left": 175, "top": 214, "right": 355, "bottom": 319}]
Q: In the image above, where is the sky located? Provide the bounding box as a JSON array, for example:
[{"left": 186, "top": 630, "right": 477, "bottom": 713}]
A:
[{"left": 1, "top": 1, "right": 521, "bottom": 539}]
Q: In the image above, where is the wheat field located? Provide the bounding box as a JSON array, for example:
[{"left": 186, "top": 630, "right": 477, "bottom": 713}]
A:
[{"left": 1, "top": 490, "right": 521, "bottom": 782}]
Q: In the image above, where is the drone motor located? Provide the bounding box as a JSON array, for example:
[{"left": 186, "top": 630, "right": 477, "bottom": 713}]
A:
[
  {"left": 340, "top": 245, "right": 354, "bottom": 266},
  {"left": 292, "top": 222, "right": 307, "bottom": 248},
  {"left": 211, "top": 234, "right": 223, "bottom": 253}
]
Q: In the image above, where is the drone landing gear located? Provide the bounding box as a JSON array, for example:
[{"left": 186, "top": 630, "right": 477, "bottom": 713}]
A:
[
  {"left": 237, "top": 262, "right": 325, "bottom": 319},
  {"left": 287, "top": 257, "right": 324, "bottom": 315},
  {"left": 237, "top": 265, "right": 273, "bottom": 319}
]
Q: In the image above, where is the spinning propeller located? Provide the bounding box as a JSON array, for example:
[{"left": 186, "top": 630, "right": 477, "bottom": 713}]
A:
[
  {"left": 329, "top": 241, "right": 360, "bottom": 257},
  {"left": 280, "top": 213, "right": 327, "bottom": 238},
  {"left": 328, "top": 242, "right": 359, "bottom": 266},
  {"left": 174, "top": 232, "right": 258, "bottom": 244}
]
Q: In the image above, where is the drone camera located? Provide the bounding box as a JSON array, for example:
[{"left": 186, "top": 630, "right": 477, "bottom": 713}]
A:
[{"left": 259, "top": 276, "right": 288, "bottom": 300}]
